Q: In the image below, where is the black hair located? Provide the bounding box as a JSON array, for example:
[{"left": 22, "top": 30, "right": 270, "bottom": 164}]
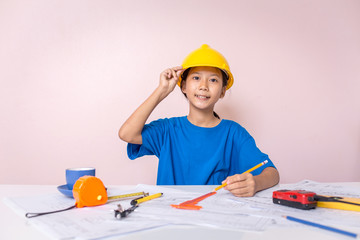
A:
[{"left": 180, "top": 67, "right": 228, "bottom": 119}]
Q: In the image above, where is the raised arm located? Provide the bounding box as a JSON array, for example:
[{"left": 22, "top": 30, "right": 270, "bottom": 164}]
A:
[{"left": 118, "top": 66, "right": 183, "bottom": 145}]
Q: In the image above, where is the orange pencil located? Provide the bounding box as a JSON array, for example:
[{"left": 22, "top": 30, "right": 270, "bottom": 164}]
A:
[{"left": 213, "top": 160, "right": 268, "bottom": 192}]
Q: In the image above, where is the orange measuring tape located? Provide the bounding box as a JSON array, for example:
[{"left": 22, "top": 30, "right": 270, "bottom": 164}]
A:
[
  {"left": 72, "top": 176, "right": 108, "bottom": 207},
  {"left": 25, "top": 176, "right": 147, "bottom": 218}
]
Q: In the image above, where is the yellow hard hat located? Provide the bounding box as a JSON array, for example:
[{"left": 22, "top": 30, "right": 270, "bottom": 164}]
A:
[{"left": 178, "top": 44, "right": 234, "bottom": 90}]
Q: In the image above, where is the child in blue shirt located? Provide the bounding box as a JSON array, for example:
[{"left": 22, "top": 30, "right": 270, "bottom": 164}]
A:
[{"left": 119, "top": 44, "right": 279, "bottom": 197}]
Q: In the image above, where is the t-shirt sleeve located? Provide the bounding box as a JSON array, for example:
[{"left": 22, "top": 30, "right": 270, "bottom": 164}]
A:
[
  {"left": 234, "top": 126, "right": 276, "bottom": 176},
  {"left": 127, "top": 119, "right": 167, "bottom": 160}
]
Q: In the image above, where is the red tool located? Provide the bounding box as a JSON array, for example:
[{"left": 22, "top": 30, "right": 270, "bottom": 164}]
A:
[
  {"left": 171, "top": 191, "right": 217, "bottom": 210},
  {"left": 273, "top": 189, "right": 360, "bottom": 212},
  {"left": 272, "top": 190, "right": 317, "bottom": 210}
]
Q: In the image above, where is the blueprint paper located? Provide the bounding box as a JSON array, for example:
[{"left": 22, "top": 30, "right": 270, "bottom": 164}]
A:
[{"left": 3, "top": 181, "right": 360, "bottom": 239}]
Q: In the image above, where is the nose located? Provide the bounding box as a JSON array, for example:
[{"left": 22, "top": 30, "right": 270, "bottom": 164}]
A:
[{"left": 198, "top": 78, "right": 208, "bottom": 91}]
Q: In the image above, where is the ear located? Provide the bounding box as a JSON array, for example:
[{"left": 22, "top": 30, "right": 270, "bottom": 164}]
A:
[
  {"left": 220, "top": 87, "right": 226, "bottom": 98},
  {"left": 181, "top": 80, "right": 187, "bottom": 94}
]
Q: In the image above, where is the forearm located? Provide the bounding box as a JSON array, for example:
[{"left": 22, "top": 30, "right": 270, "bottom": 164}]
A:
[
  {"left": 118, "top": 87, "right": 168, "bottom": 144},
  {"left": 254, "top": 167, "right": 280, "bottom": 193},
  {"left": 119, "top": 66, "right": 183, "bottom": 145}
]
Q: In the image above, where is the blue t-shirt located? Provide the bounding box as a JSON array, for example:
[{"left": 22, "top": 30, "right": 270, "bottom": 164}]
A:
[{"left": 127, "top": 116, "right": 275, "bottom": 185}]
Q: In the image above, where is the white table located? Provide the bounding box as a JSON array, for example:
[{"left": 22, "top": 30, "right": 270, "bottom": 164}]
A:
[{"left": 1, "top": 184, "right": 359, "bottom": 240}]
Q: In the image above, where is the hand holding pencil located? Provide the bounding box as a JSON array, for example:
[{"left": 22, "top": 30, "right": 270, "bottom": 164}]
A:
[{"left": 213, "top": 160, "right": 269, "bottom": 197}]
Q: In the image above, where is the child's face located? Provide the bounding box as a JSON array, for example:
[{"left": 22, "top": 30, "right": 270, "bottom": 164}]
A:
[{"left": 181, "top": 66, "right": 226, "bottom": 112}]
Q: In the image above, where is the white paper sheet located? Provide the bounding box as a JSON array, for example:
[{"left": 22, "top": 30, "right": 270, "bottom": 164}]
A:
[
  {"left": 3, "top": 181, "right": 360, "bottom": 239},
  {"left": 224, "top": 180, "right": 360, "bottom": 228}
]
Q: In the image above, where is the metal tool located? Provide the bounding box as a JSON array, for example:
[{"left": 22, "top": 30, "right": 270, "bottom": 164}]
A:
[{"left": 114, "top": 204, "right": 139, "bottom": 219}]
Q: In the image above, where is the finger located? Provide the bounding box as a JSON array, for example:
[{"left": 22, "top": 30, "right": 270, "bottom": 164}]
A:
[
  {"left": 172, "top": 66, "right": 184, "bottom": 78},
  {"left": 226, "top": 174, "right": 246, "bottom": 185},
  {"left": 170, "top": 68, "right": 177, "bottom": 80},
  {"left": 232, "top": 189, "right": 254, "bottom": 197},
  {"left": 225, "top": 174, "right": 254, "bottom": 191},
  {"left": 228, "top": 183, "right": 255, "bottom": 197},
  {"left": 225, "top": 180, "right": 247, "bottom": 191},
  {"left": 164, "top": 69, "right": 173, "bottom": 79},
  {"left": 175, "top": 69, "right": 185, "bottom": 77},
  {"left": 230, "top": 183, "right": 256, "bottom": 197},
  {"left": 162, "top": 68, "right": 170, "bottom": 77},
  {"left": 172, "top": 66, "right": 183, "bottom": 71}
]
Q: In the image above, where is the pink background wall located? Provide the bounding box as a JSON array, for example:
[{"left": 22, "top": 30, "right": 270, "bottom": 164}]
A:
[{"left": 1, "top": 0, "right": 359, "bottom": 185}]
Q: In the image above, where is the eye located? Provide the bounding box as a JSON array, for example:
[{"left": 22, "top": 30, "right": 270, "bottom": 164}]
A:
[
  {"left": 209, "top": 78, "right": 218, "bottom": 83},
  {"left": 193, "top": 76, "right": 200, "bottom": 80}
]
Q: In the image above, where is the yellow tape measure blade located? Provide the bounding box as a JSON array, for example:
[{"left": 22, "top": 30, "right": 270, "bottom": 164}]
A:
[{"left": 108, "top": 192, "right": 148, "bottom": 201}]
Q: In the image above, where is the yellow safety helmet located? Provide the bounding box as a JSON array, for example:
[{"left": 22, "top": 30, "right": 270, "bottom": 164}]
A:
[{"left": 178, "top": 44, "right": 234, "bottom": 90}]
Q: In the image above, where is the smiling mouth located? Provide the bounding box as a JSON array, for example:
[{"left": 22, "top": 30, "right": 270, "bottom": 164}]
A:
[{"left": 195, "top": 94, "right": 210, "bottom": 100}]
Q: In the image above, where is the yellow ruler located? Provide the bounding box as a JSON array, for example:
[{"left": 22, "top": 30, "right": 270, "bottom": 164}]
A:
[{"left": 317, "top": 196, "right": 360, "bottom": 212}]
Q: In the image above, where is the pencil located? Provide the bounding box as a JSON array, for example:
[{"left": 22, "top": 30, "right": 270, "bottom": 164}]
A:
[
  {"left": 213, "top": 160, "right": 268, "bottom": 192},
  {"left": 284, "top": 215, "right": 358, "bottom": 238},
  {"left": 130, "top": 193, "right": 163, "bottom": 206}
]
